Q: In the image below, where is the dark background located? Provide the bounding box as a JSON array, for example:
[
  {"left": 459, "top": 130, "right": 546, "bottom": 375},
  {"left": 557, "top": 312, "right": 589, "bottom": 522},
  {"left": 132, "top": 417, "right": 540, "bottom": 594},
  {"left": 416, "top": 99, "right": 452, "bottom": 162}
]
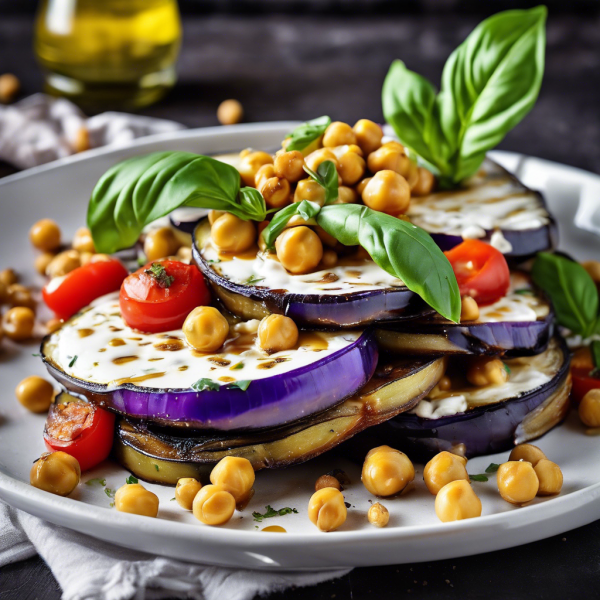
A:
[{"left": 1, "top": 2, "right": 600, "bottom": 599}]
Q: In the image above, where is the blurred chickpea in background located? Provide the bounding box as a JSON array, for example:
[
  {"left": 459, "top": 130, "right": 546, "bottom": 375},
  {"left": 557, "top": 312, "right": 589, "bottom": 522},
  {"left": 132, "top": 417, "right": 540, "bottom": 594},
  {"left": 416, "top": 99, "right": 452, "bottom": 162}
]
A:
[
  {"left": 72, "top": 227, "right": 95, "bottom": 253},
  {"left": 30, "top": 219, "right": 61, "bottom": 252},
  {"left": 412, "top": 167, "right": 436, "bottom": 196},
  {"left": 0, "top": 73, "right": 20, "bottom": 103},
  {"left": 3, "top": 307, "right": 35, "bottom": 341},
  {"left": 46, "top": 250, "right": 81, "bottom": 279},
  {"left": 238, "top": 151, "right": 273, "bottom": 187},
  {"left": 16, "top": 376, "right": 54, "bottom": 413},
  {"left": 579, "top": 389, "right": 600, "bottom": 427},
  {"left": 217, "top": 99, "right": 243, "bottom": 125},
  {"left": 144, "top": 227, "right": 180, "bottom": 262},
  {"left": 8, "top": 284, "right": 35, "bottom": 311},
  {"left": 0, "top": 268, "right": 18, "bottom": 286}
]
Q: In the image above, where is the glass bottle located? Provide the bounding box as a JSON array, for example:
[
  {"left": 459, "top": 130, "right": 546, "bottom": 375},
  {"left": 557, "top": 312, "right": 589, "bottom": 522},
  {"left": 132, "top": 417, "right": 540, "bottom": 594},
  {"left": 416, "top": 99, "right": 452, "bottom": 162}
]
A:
[{"left": 34, "top": 0, "right": 182, "bottom": 110}]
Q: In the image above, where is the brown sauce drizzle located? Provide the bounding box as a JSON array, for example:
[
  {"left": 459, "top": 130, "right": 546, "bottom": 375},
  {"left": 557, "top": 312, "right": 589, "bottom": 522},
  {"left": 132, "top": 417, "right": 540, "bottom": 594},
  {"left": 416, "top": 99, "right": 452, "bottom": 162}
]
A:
[
  {"left": 257, "top": 357, "right": 290, "bottom": 370},
  {"left": 109, "top": 338, "right": 126, "bottom": 347},
  {"left": 109, "top": 326, "right": 123, "bottom": 332},
  {"left": 307, "top": 272, "right": 339, "bottom": 284},
  {"left": 154, "top": 340, "right": 184, "bottom": 351},
  {"left": 178, "top": 365, "right": 189, "bottom": 371},
  {"left": 98, "top": 348, "right": 106, "bottom": 353},
  {"left": 208, "top": 357, "right": 231, "bottom": 367},
  {"left": 113, "top": 372, "right": 165, "bottom": 385},
  {"left": 78, "top": 328, "right": 94, "bottom": 338},
  {"left": 112, "top": 356, "right": 138, "bottom": 365},
  {"left": 138, "top": 342, "right": 151, "bottom": 347},
  {"left": 128, "top": 337, "right": 143, "bottom": 341},
  {"left": 345, "top": 270, "right": 362, "bottom": 278},
  {"left": 148, "top": 357, "right": 164, "bottom": 362}
]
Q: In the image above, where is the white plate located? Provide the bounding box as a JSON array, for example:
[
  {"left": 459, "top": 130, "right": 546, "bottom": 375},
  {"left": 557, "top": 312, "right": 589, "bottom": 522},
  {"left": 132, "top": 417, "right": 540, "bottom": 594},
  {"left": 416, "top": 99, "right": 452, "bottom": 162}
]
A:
[{"left": 1, "top": 123, "right": 599, "bottom": 570}]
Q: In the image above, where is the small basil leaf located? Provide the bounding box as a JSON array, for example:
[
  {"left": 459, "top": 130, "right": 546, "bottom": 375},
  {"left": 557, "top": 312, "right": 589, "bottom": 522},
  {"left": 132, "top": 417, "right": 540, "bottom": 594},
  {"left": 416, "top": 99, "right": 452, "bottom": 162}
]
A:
[
  {"left": 229, "top": 380, "right": 251, "bottom": 391},
  {"left": 316, "top": 204, "right": 461, "bottom": 322},
  {"left": 88, "top": 152, "right": 267, "bottom": 254},
  {"left": 262, "top": 203, "right": 301, "bottom": 250},
  {"left": 485, "top": 463, "right": 500, "bottom": 474},
  {"left": 191, "top": 378, "right": 220, "bottom": 392},
  {"left": 531, "top": 253, "right": 598, "bottom": 337},
  {"left": 438, "top": 6, "right": 547, "bottom": 183},
  {"left": 296, "top": 199, "right": 322, "bottom": 221},
  {"left": 469, "top": 474, "right": 489, "bottom": 482},
  {"left": 285, "top": 116, "right": 331, "bottom": 152}
]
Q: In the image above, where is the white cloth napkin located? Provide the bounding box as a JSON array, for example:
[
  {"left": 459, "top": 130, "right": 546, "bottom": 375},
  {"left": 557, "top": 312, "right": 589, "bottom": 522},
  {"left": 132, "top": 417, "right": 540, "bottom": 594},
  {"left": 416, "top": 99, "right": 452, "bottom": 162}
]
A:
[
  {"left": 0, "top": 502, "right": 350, "bottom": 600},
  {"left": 0, "top": 94, "right": 185, "bottom": 169}
]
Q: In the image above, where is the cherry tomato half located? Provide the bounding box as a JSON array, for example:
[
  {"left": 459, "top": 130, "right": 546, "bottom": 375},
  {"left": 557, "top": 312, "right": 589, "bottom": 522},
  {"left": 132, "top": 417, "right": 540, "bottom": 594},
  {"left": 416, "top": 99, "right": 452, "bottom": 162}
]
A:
[
  {"left": 119, "top": 259, "right": 210, "bottom": 333},
  {"left": 44, "top": 399, "right": 115, "bottom": 472},
  {"left": 570, "top": 347, "right": 600, "bottom": 404},
  {"left": 444, "top": 239, "right": 510, "bottom": 306},
  {"left": 43, "top": 258, "right": 128, "bottom": 321}
]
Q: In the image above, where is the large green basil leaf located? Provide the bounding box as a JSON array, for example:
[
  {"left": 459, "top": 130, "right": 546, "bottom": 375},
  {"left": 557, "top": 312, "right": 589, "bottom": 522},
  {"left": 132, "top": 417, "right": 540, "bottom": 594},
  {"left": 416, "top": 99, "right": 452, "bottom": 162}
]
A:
[
  {"left": 316, "top": 204, "right": 461, "bottom": 322},
  {"left": 303, "top": 160, "right": 339, "bottom": 204},
  {"left": 262, "top": 200, "right": 321, "bottom": 250},
  {"left": 531, "top": 253, "right": 598, "bottom": 337},
  {"left": 87, "top": 152, "right": 267, "bottom": 254},
  {"left": 382, "top": 60, "right": 450, "bottom": 177},
  {"left": 438, "top": 6, "right": 546, "bottom": 183},
  {"left": 285, "top": 116, "right": 331, "bottom": 152}
]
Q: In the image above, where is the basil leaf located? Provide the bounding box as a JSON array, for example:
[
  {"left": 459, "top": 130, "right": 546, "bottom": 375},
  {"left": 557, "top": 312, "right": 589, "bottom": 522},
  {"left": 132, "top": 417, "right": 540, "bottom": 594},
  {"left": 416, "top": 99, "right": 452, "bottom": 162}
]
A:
[
  {"left": 591, "top": 341, "right": 600, "bottom": 370},
  {"left": 531, "top": 253, "right": 598, "bottom": 337},
  {"left": 229, "top": 380, "right": 251, "bottom": 391},
  {"left": 485, "top": 463, "right": 500, "bottom": 474},
  {"left": 469, "top": 474, "right": 488, "bottom": 482},
  {"left": 303, "top": 160, "right": 339, "bottom": 204},
  {"left": 438, "top": 6, "right": 546, "bottom": 183},
  {"left": 262, "top": 200, "right": 321, "bottom": 250},
  {"left": 285, "top": 116, "right": 331, "bottom": 152},
  {"left": 88, "top": 152, "right": 267, "bottom": 254},
  {"left": 316, "top": 204, "right": 461, "bottom": 322},
  {"left": 191, "top": 378, "right": 220, "bottom": 392}
]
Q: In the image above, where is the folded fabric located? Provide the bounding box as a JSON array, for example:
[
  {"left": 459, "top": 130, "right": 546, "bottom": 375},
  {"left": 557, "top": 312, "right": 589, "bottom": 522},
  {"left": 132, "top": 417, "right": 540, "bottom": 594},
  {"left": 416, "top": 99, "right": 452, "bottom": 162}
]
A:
[
  {"left": 0, "top": 502, "right": 349, "bottom": 600},
  {"left": 0, "top": 94, "right": 185, "bottom": 170}
]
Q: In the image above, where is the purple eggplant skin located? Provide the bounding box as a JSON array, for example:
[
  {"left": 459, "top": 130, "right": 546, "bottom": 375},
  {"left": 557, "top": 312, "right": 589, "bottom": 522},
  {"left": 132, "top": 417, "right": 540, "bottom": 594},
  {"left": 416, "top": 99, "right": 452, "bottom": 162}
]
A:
[
  {"left": 192, "top": 219, "right": 431, "bottom": 328},
  {"left": 376, "top": 311, "right": 554, "bottom": 357},
  {"left": 41, "top": 330, "right": 378, "bottom": 431},
  {"left": 347, "top": 337, "right": 571, "bottom": 461}
]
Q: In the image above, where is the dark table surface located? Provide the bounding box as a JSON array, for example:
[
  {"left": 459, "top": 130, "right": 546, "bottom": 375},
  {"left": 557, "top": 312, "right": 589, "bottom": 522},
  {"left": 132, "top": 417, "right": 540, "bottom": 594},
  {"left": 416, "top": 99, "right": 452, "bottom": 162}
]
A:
[{"left": 1, "top": 10, "right": 599, "bottom": 600}]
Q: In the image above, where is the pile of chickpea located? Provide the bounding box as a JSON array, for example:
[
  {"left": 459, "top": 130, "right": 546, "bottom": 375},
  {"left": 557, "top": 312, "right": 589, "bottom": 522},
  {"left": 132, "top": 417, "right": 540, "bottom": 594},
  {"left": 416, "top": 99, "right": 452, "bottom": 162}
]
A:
[{"left": 208, "top": 119, "right": 436, "bottom": 277}]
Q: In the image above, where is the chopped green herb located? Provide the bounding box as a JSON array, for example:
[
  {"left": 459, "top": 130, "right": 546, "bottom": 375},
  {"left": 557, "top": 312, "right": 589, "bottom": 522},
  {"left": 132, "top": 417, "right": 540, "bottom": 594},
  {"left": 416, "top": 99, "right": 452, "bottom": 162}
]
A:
[
  {"left": 252, "top": 505, "right": 299, "bottom": 522},
  {"left": 469, "top": 474, "right": 488, "bottom": 482},
  {"left": 514, "top": 289, "right": 535, "bottom": 295},
  {"left": 110, "top": 502, "right": 115, "bottom": 508},
  {"left": 104, "top": 487, "right": 116, "bottom": 498},
  {"left": 154, "top": 464, "right": 159, "bottom": 472},
  {"left": 31, "top": 353, "right": 41, "bottom": 357},
  {"left": 229, "top": 380, "right": 251, "bottom": 391},
  {"left": 504, "top": 363, "right": 511, "bottom": 375},
  {"left": 231, "top": 362, "right": 244, "bottom": 370},
  {"left": 245, "top": 275, "right": 265, "bottom": 286},
  {"left": 137, "top": 254, "right": 147, "bottom": 267},
  {"left": 485, "top": 463, "right": 500, "bottom": 473},
  {"left": 69, "top": 355, "right": 78, "bottom": 367},
  {"left": 126, "top": 475, "right": 138, "bottom": 484},
  {"left": 145, "top": 262, "right": 175, "bottom": 288},
  {"left": 170, "top": 497, "right": 176, "bottom": 501},
  {"left": 191, "top": 378, "right": 220, "bottom": 392},
  {"left": 207, "top": 258, "right": 221, "bottom": 264},
  {"left": 85, "top": 478, "right": 106, "bottom": 487}
]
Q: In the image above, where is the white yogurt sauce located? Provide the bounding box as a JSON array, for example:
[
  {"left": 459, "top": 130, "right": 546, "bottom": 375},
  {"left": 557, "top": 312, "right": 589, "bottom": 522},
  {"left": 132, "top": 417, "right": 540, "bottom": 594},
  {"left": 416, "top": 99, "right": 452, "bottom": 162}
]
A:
[
  {"left": 408, "top": 160, "right": 550, "bottom": 239},
  {"left": 411, "top": 338, "right": 563, "bottom": 418},
  {"left": 45, "top": 293, "right": 361, "bottom": 389}
]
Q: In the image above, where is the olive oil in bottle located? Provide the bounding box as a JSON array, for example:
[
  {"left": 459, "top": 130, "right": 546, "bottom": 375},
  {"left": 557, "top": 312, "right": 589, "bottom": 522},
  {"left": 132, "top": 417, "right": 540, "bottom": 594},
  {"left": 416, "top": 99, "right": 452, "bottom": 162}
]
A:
[{"left": 34, "top": 0, "right": 182, "bottom": 110}]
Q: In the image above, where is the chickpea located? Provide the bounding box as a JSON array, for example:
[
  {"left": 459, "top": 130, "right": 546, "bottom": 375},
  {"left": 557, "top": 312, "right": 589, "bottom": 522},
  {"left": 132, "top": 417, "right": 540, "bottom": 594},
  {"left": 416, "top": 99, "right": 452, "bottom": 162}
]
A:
[
  {"left": 217, "top": 99, "right": 243, "bottom": 125},
  {"left": 46, "top": 318, "right": 63, "bottom": 333},
  {"left": 175, "top": 477, "right": 203, "bottom": 510},
  {"left": 356, "top": 177, "right": 372, "bottom": 196},
  {"left": 275, "top": 226, "right": 323, "bottom": 274},
  {"left": 367, "top": 502, "right": 390, "bottom": 528},
  {"left": 460, "top": 296, "right": 479, "bottom": 321},
  {"left": 72, "top": 127, "right": 90, "bottom": 153},
  {"left": 320, "top": 249, "right": 338, "bottom": 269},
  {"left": 304, "top": 148, "right": 339, "bottom": 174},
  {"left": 362, "top": 170, "right": 411, "bottom": 215},
  {"left": 0, "top": 268, "right": 18, "bottom": 286},
  {"left": 361, "top": 445, "right": 415, "bottom": 497},
  {"left": 193, "top": 484, "right": 236, "bottom": 525},
  {"left": 508, "top": 443, "right": 546, "bottom": 466},
  {"left": 308, "top": 487, "right": 347, "bottom": 532},
  {"left": 571, "top": 346, "right": 592, "bottom": 370},
  {"left": 579, "top": 389, "right": 600, "bottom": 427},
  {"left": 467, "top": 357, "right": 508, "bottom": 387},
  {"left": 143, "top": 227, "right": 180, "bottom": 262},
  {"left": 34, "top": 252, "right": 55, "bottom": 275},
  {"left": 367, "top": 145, "right": 411, "bottom": 177},
  {"left": 115, "top": 483, "right": 159, "bottom": 517},
  {"left": 497, "top": 461, "right": 539, "bottom": 505},
  {"left": 29, "top": 219, "right": 61, "bottom": 252},
  {"left": 412, "top": 167, "right": 436, "bottom": 196},
  {"left": 335, "top": 186, "right": 358, "bottom": 205},
  {"left": 582, "top": 260, "right": 600, "bottom": 284},
  {"left": 353, "top": 119, "right": 383, "bottom": 155},
  {"left": 423, "top": 451, "right": 469, "bottom": 495},
  {"left": 259, "top": 176, "right": 291, "bottom": 209},
  {"left": 176, "top": 246, "right": 192, "bottom": 263},
  {"left": 315, "top": 226, "right": 338, "bottom": 248},
  {"left": 435, "top": 480, "right": 482, "bottom": 522},
  {"left": 532, "top": 459, "right": 563, "bottom": 496},
  {"left": 274, "top": 150, "right": 305, "bottom": 182},
  {"left": 211, "top": 213, "right": 256, "bottom": 253},
  {"left": 30, "top": 451, "right": 80, "bottom": 496},
  {"left": 315, "top": 474, "right": 341, "bottom": 492},
  {"left": 294, "top": 179, "right": 326, "bottom": 207},
  {"left": 0, "top": 281, "right": 7, "bottom": 304},
  {"left": 323, "top": 121, "right": 357, "bottom": 148},
  {"left": 0, "top": 73, "right": 20, "bottom": 103},
  {"left": 335, "top": 148, "right": 365, "bottom": 185},
  {"left": 3, "top": 307, "right": 35, "bottom": 341},
  {"left": 15, "top": 376, "right": 54, "bottom": 413},
  {"left": 210, "top": 456, "right": 255, "bottom": 503},
  {"left": 8, "top": 284, "right": 35, "bottom": 310},
  {"left": 90, "top": 253, "right": 112, "bottom": 263},
  {"left": 436, "top": 375, "right": 452, "bottom": 392},
  {"left": 258, "top": 314, "right": 299, "bottom": 353},
  {"left": 183, "top": 306, "right": 229, "bottom": 352},
  {"left": 405, "top": 160, "right": 420, "bottom": 190},
  {"left": 238, "top": 151, "right": 274, "bottom": 187},
  {"left": 254, "top": 164, "right": 276, "bottom": 189},
  {"left": 46, "top": 250, "right": 81, "bottom": 279},
  {"left": 208, "top": 210, "right": 226, "bottom": 225},
  {"left": 72, "top": 227, "right": 95, "bottom": 254}
]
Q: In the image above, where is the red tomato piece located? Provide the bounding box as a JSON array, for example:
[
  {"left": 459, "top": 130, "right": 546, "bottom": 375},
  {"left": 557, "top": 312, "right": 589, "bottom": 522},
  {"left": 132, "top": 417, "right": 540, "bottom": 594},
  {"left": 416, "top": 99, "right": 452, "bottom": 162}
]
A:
[
  {"left": 43, "top": 258, "right": 128, "bottom": 321},
  {"left": 444, "top": 239, "right": 510, "bottom": 306},
  {"left": 570, "top": 347, "right": 600, "bottom": 404},
  {"left": 44, "top": 401, "right": 115, "bottom": 472},
  {"left": 119, "top": 259, "right": 210, "bottom": 333}
]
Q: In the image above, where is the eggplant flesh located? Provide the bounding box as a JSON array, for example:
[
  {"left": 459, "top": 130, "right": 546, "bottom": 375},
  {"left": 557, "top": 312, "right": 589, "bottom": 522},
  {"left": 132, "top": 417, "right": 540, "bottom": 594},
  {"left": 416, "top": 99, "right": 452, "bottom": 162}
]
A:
[
  {"left": 408, "top": 159, "right": 557, "bottom": 261},
  {"left": 348, "top": 337, "right": 571, "bottom": 461},
  {"left": 192, "top": 219, "right": 431, "bottom": 328},
  {"left": 114, "top": 356, "right": 446, "bottom": 484}
]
